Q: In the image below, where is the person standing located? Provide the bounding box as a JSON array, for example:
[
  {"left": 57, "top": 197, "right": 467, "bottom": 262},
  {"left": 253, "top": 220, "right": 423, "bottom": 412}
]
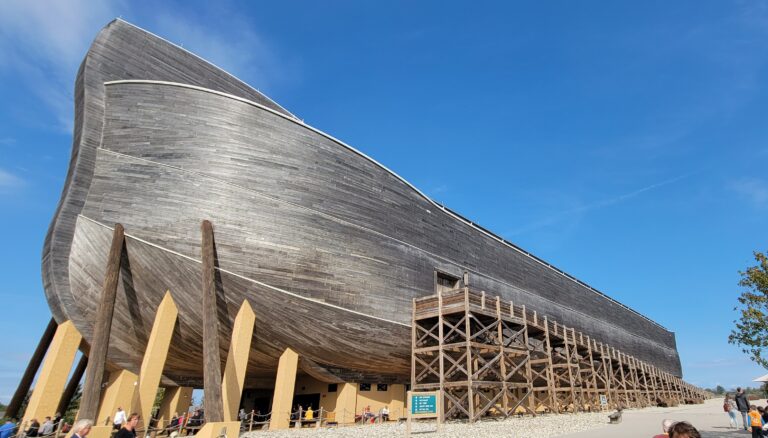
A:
[
  {"left": 114, "top": 413, "right": 139, "bottom": 438},
  {"left": 735, "top": 387, "right": 750, "bottom": 430},
  {"left": 723, "top": 394, "right": 738, "bottom": 429},
  {"left": 748, "top": 405, "right": 764, "bottom": 438},
  {"left": 39, "top": 417, "right": 54, "bottom": 436},
  {"left": 113, "top": 407, "right": 127, "bottom": 431}
]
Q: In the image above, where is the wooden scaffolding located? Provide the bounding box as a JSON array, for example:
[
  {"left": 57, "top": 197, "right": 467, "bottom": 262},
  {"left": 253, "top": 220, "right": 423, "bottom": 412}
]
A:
[{"left": 412, "top": 282, "right": 706, "bottom": 421}]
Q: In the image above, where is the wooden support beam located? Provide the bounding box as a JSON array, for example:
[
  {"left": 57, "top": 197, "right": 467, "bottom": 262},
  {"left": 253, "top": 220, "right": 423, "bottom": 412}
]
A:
[
  {"left": 222, "top": 301, "right": 256, "bottom": 422},
  {"left": 22, "top": 321, "right": 82, "bottom": 426},
  {"left": 269, "top": 348, "right": 299, "bottom": 430},
  {"left": 6, "top": 318, "right": 57, "bottom": 420},
  {"left": 410, "top": 287, "right": 697, "bottom": 420},
  {"left": 131, "top": 291, "right": 178, "bottom": 428},
  {"left": 437, "top": 289, "right": 445, "bottom": 422},
  {"left": 410, "top": 297, "right": 417, "bottom": 396},
  {"left": 612, "top": 348, "right": 628, "bottom": 408},
  {"left": 463, "top": 287, "right": 475, "bottom": 421},
  {"left": 201, "top": 220, "right": 224, "bottom": 423},
  {"left": 57, "top": 353, "right": 88, "bottom": 416},
  {"left": 639, "top": 360, "right": 653, "bottom": 406},
  {"left": 562, "top": 326, "right": 578, "bottom": 411},
  {"left": 625, "top": 354, "right": 640, "bottom": 407},
  {"left": 599, "top": 343, "right": 615, "bottom": 409},
  {"left": 542, "top": 317, "right": 558, "bottom": 414},
  {"left": 80, "top": 224, "right": 125, "bottom": 420},
  {"left": 496, "top": 298, "right": 508, "bottom": 416},
  {"left": 584, "top": 335, "right": 599, "bottom": 410}
]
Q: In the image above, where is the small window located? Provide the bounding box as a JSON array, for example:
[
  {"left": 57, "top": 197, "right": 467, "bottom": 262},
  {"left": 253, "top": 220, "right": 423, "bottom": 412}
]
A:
[
  {"left": 327, "top": 384, "right": 338, "bottom": 393},
  {"left": 359, "top": 383, "right": 371, "bottom": 392},
  {"left": 435, "top": 270, "right": 461, "bottom": 294},
  {"left": 377, "top": 384, "right": 388, "bottom": 392}
]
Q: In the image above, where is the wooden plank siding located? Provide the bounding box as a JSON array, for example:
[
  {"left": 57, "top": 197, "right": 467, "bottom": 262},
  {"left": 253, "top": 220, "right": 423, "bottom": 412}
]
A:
[{"left": 44, "top": 19, "right": 682, "bottom": 387}]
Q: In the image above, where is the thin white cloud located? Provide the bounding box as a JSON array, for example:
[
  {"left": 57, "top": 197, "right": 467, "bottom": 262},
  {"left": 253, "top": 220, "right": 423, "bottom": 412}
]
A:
[
  {"left": 731, "top": 177, "right": 768, "bottom": 208},
  {"left": 0, "top": 168, "right": 24, "bottom": 189},
  {"left": 507, "top": 173, "right": 694, "bottom": 236},
  {"left": 0, "top": 1, "right": 296, "bottom": 132},
  {"left": 0, "top": 0, "right": 124, "bottom": 132}
]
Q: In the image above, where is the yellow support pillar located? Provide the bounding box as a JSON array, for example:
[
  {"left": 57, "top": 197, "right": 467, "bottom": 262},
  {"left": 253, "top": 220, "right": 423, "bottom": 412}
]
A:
[
  {"left": 335, "top": 383, "right": 358, "bottom": 424},
  {"left": 222, "top": 301, "right": 256, "bottom": 422},
  {"left": 130, "top": 291, "right": 178, "bottom": 428},
  {"left": 22, "top": 321, "right": 82, "bottom": 426},
  {"left": 390, "top": 384, "right": 406, "bottom": 420},
  {"left": 95, "top": 370, "right": 138, "bottom": 426},
  {"left": 268, "top": 348, "right": 299, "bottom": 430}
]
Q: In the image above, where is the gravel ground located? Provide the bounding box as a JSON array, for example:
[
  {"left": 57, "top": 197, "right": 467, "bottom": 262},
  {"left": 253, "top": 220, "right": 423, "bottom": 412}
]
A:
[{"left": 241, "top": 412, "right": 609, "bottom": 438}]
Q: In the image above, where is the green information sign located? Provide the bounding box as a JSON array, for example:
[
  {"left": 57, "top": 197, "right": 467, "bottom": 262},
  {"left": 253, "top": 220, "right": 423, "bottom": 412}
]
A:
[
  {"left": 411, "top": 394, "right": 437, "bottom": 415},
  {"left": 406, "top": 390, "right": 442, "bottom": 436}
]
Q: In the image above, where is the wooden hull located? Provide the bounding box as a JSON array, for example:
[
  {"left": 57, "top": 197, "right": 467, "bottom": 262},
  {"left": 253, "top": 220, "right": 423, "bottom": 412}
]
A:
[{"left": 42, "top": 20, "right": 682, "bottom": 387}]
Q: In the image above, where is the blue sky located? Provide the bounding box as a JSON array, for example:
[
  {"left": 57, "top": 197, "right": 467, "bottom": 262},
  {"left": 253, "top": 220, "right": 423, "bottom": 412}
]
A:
[{"left": 1, "top": 0, "right": 767, "bottom": 402}]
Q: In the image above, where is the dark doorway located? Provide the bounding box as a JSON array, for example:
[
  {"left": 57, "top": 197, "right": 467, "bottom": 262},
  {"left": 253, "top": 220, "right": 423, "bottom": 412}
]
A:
[
  {"left": 292, "top": 393, "right": 321, "bottom": 412},
  {"left": 239, "top": 389, "right": 273, "bottom": 418}
]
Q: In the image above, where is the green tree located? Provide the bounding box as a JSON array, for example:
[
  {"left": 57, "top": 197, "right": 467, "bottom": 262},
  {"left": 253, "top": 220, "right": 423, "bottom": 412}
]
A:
[
  {"left": 716, "top": 385, "right": 725, "bottom": 395},
  {"left": 729, "top": 251, "right": 768, "bottom": 367},
  {"left": 63, "top": 384, "right": 82, "bottom": 424}
]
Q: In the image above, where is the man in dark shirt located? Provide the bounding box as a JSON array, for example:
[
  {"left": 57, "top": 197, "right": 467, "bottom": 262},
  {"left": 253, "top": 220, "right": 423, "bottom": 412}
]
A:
[
  {"left": 114, "top": 413, "right": 139, "bottom": 438},
  {"left": 734, "top": 387, "right": 750, "bottom": 431}
]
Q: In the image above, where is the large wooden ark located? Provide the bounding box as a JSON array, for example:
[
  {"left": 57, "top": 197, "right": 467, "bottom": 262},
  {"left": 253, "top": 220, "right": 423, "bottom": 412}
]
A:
[{"left": 42, "top": 20, "right": 682, "bottom": 390}]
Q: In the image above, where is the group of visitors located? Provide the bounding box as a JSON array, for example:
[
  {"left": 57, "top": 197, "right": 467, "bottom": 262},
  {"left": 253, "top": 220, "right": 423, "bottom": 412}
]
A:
[
  {"left": 8, "top": 413, "right": 69, "bottom": 438},
  {"left": 290, "top": 405, "right": 315, "bottom": 423},
  {"left": 24, "top": 414, "right": 62, "bottom": 437},
  {"left": 724, "top": 387, "right": 768, "bottom": 437},
  {"left": 358, "top": 405, "right": 390, "bottom": 424}
]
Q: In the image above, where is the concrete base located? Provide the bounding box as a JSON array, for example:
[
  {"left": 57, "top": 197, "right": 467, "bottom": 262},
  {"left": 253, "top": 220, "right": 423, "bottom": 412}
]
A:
[{"left": 195, "top": 421, "right": 241, "bottom": 438}]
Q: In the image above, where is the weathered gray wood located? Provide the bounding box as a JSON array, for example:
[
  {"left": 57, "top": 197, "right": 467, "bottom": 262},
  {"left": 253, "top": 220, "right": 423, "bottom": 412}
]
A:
[
  {"left": 201, "top": 220, "right": 224, "bottom": 422},
  {"left": 79, "top": 224, "right": 124, "bottom": 420},
  {"left": 42, "top": 19, "right": 684, "bottom": 388},
  {"left": 6, "top": 318, "right": 57, "bottom": 419}
]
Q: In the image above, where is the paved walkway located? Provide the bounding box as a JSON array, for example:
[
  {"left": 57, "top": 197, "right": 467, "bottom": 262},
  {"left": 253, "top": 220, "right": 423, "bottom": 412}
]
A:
[{"left": 559, "top": 398, "right": 762, "bottom": 438}]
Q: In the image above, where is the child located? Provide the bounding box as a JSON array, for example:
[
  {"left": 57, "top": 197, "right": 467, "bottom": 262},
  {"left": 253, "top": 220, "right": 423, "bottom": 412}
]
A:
[{"left": 748, "top": 405, "right": 764, "bottom": 438}]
